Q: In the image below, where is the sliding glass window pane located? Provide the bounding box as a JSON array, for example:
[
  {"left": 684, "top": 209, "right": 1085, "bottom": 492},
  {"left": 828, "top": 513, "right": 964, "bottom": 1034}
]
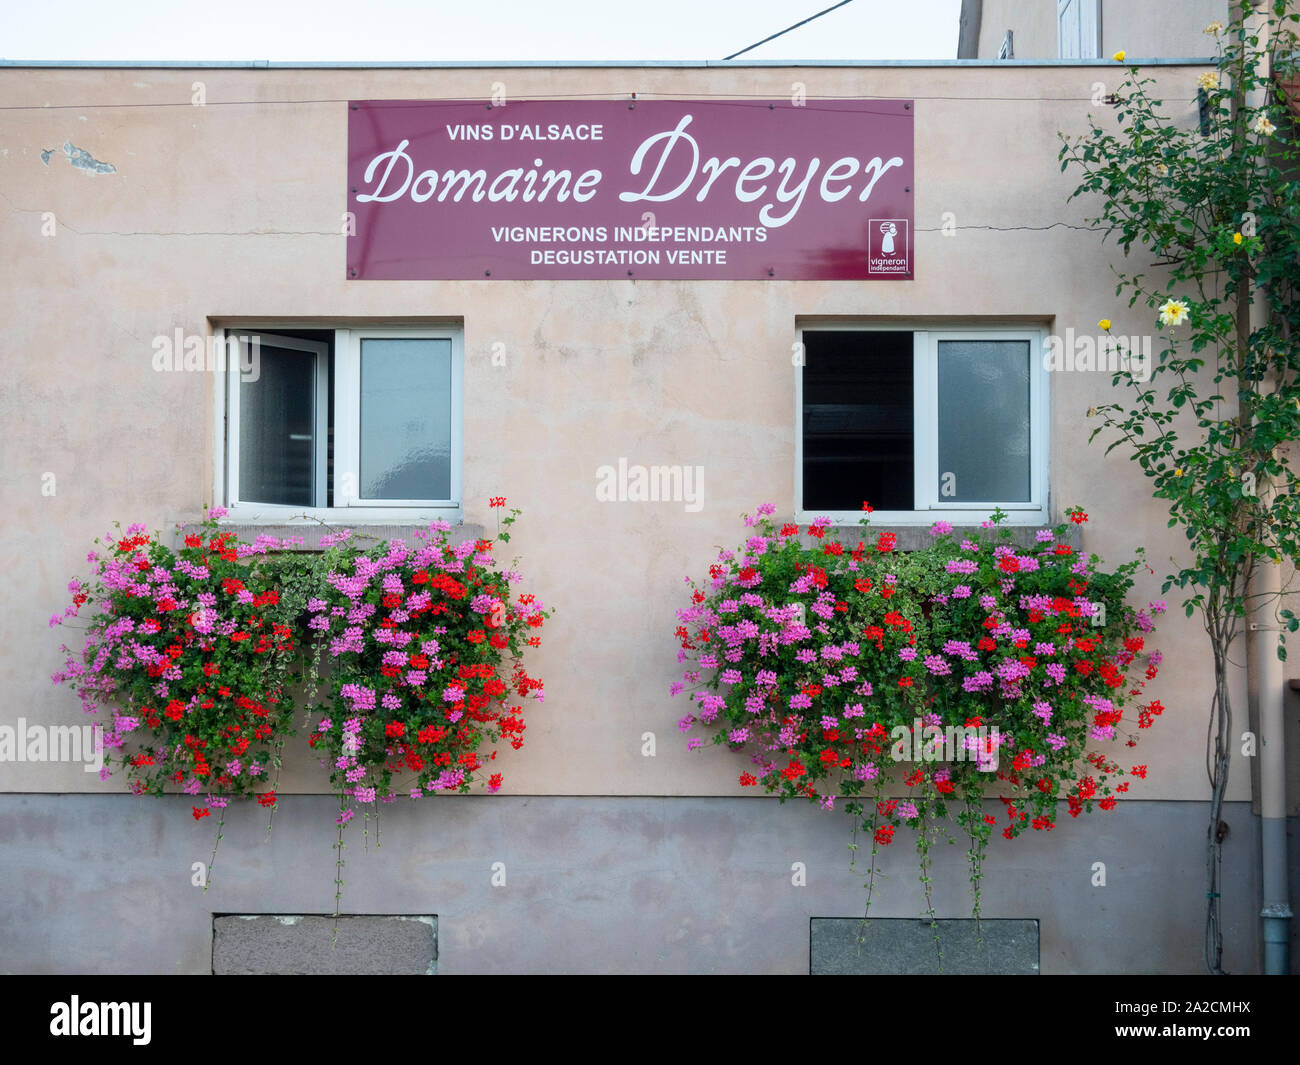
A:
[
  {"left": 239, "top": 344, "right": 316, "bottom": 506},
  {"left": 359, "top": 338, "right": 451, "bottom": 500},
  {"left": 802, "top": 331, "right": 913, "bottom": 511},
  {"left": 936, "top": 339, "right": 1031, "bottom": 502}
]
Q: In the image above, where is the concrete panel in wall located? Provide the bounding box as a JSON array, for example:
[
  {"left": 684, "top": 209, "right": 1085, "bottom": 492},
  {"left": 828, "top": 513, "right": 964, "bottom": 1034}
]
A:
[
  {"left": 211, "top": 914, "right": 436, "bottom": 974},
  {"left": 810, "top": 917, "right": 1039, "bottom": 974}
]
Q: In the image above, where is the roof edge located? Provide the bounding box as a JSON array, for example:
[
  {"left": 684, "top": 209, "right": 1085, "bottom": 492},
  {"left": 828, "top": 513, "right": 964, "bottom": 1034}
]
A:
[{"left": 0, "top": 57, "right": 1218, "bottom": 69}]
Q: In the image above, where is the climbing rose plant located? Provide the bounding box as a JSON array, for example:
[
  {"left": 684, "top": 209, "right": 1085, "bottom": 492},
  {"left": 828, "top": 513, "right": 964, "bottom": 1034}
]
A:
[
  {"left": 673, "top": 504, "right": 1167, "bottom": 964},
  {"left": 1058, "top": 4, "right": 1300, "bottom": 973}
]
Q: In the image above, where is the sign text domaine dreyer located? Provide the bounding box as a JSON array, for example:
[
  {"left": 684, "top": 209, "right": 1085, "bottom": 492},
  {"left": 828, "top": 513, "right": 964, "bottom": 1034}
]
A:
[{"left": 347, "top": 99, "right": 914, "bottom": 280}]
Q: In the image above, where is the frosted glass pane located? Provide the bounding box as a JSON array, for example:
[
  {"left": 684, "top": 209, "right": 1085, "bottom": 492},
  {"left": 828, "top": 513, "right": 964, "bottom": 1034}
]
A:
[
  {"left": 360, "top": 338, "right": 451, "bottom": 500},
  {"left": 937, "top": 340, "right": 1030, "bottom": 502},
  {"left": 239, "top": 344, "right": 316, "bottom": 506}
]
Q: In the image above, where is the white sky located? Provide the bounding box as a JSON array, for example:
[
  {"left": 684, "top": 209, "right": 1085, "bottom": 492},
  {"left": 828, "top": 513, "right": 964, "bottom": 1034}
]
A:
[{"left": 1, "top": 0, "right": 962, "bottom": 62}]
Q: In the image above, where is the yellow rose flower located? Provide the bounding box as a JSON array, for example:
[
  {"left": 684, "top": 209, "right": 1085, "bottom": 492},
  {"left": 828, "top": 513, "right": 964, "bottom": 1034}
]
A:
[
  {"left": 1233, "top": 232, "right": 1243, "bottom": 245},
  {"left": 1158, "top": 298, "right": 1190, "bottom": 327},
  {"left": 1204, "top": 21, "right": 1223, "bottom": 35},
  {"left": 1197, "top": 72, "right": 1217, "bottom": 92},
  {"left": 1113, "top": 50, "right": 1127, "bottom": 62},
  {"left": 1254, "top": 115, "right": 1276, "bottom": 137},
  {"left": 1098, "top": 319, "right": 1112, "bottom": 331}
]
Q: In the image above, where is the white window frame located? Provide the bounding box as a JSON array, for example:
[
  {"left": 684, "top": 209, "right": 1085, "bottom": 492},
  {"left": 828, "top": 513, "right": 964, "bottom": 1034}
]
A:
[
  {"left": 794, "top": 323, "right": 1050, "bottom": 527},
  {"left": 225, "top": 333, "right": 329, "bottom": 513},
  {"left": 215, "top": 323, "right": 464, "bottom": 523}
]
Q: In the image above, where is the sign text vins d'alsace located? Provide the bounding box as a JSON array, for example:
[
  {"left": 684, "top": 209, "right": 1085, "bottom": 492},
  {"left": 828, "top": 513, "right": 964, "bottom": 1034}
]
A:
[{"left": 347, "top": 98, "right": 913, "bottom": 280}]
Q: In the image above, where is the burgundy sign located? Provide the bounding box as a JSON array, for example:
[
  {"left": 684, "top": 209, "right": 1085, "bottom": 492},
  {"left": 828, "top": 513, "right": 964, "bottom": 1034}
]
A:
[{"left": 347, "top": 99, "right": 913, "bottom": 280}]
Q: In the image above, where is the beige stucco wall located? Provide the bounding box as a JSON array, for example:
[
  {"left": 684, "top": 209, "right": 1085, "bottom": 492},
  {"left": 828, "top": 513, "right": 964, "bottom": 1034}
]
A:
[
  {"left": 977, "top": 0, "right": 1224, "bottom": 59},
  {"left": 0, "top": 61, "right": 1262, "bottom": 802}
]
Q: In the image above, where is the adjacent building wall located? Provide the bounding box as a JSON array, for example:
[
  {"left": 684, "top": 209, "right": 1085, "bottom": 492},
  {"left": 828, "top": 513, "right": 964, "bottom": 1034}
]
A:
[{"left": 972, "top": 0, "right": 1223, "bottom": 60}]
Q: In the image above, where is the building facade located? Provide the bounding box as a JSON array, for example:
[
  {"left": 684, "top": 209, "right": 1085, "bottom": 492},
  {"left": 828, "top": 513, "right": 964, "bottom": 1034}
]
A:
[{"left": 1, "top": 1, "right": 1295, "bottom": 973}]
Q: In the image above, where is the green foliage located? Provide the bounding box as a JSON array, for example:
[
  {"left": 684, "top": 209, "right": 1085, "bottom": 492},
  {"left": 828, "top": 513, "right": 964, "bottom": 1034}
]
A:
[{"left": 1059, "top": 2, "right": 1300, "bottom": 608}]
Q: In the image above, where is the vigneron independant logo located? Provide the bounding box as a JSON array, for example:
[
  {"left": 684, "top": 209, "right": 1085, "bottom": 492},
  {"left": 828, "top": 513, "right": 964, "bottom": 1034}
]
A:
[
  {"left": 50, "top": 997, "right": 151, "bottom": 1045},
  {"left": 867, "top": 218, "right": 910, "bottom": 274}
]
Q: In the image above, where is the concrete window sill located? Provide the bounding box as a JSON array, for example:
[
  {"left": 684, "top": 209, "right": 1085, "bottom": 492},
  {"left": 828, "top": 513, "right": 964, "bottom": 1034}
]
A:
[
  {"left": 780, "top": 522, "right": 1083, "bottom": 552},
  {"left": 170, "top": 521, "right": 485, "bottom": 552}
]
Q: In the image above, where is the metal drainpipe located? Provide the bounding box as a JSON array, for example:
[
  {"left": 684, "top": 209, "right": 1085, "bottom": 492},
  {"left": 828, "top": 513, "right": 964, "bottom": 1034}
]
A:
[
  {"left": 1251, "top": 474, "right": 1291, "bottom": 976},
  {"left": 1247, "top": 0, "right": 1292, "bottom": 976}
]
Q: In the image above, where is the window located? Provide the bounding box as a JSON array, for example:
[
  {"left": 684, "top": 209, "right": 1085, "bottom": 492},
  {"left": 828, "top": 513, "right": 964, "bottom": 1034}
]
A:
[
  {"left": 218, "top": 325, "right": 463, "bottom": 519},
  {"left": 795, "top": 325, "right": 1048, "bottom": 525},
  {"left": 1057, "top": 0, "right": 1101, "bottom": 60}
]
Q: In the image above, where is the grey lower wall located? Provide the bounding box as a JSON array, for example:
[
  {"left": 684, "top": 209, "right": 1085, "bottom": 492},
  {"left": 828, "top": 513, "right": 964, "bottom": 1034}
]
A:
[{"left": 0, "top": 795, "right": 1283, "bottom": 974}]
